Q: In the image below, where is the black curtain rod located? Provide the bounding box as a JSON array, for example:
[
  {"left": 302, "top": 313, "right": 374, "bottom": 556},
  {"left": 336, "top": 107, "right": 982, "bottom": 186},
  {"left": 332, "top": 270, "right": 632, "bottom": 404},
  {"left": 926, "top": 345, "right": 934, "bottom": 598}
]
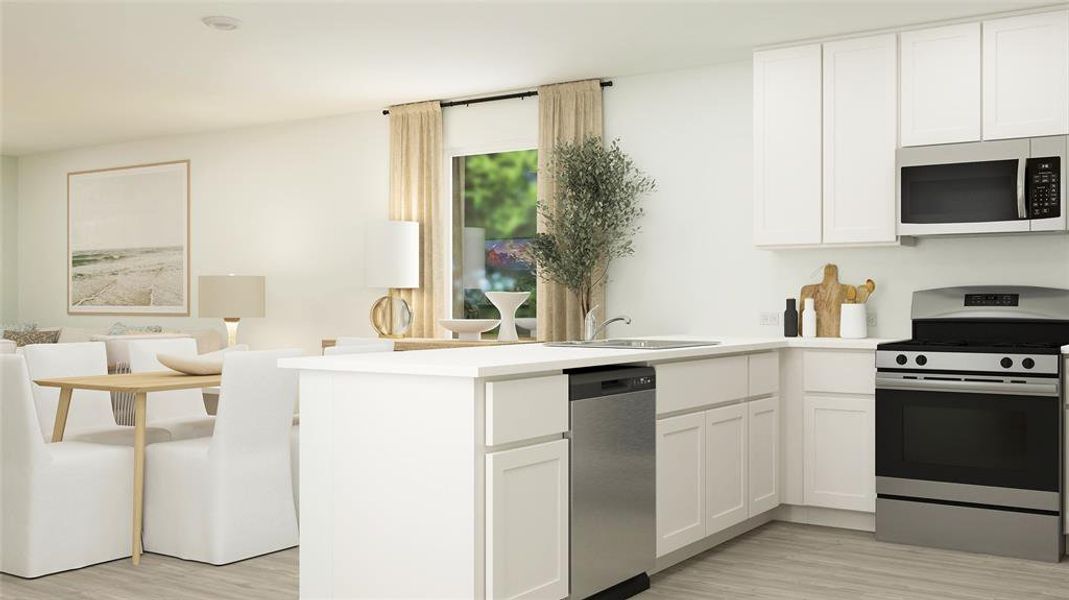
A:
[{"left": 382, "top": 81, "right": 613, "bottom": 116}]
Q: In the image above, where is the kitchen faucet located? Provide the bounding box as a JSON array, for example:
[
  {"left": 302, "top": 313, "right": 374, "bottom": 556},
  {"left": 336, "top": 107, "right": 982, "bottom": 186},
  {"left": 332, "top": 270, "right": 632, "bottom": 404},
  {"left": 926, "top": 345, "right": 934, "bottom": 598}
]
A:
[{"left": 583, "top": 306, "right": 632, "bottom": 342}]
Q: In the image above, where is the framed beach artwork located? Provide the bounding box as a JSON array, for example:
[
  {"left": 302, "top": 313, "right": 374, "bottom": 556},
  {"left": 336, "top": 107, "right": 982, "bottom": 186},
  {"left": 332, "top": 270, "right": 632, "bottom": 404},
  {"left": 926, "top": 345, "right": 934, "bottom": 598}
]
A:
[{"left": 67, "top": 160, "right": 190, "bottom": 315}]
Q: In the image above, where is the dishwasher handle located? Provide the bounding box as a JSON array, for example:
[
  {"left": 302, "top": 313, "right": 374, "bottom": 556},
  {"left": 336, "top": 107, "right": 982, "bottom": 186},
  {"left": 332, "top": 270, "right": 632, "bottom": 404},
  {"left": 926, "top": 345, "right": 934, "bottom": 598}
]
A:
[{"left": 568, "top": 366, "right": 656, "bottom": 401}]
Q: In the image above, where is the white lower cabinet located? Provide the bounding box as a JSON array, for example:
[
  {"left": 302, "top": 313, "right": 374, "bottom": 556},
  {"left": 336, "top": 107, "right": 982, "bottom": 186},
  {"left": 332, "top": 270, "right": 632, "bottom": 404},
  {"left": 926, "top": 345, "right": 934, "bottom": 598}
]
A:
[
  {"left": 748, "top": 395, "right": 780, "bottom": 515},
  {"left": 657, "top": 396, "right": 782, "bottom": 557},
  {"left": 485, "top": 439, "right": 569, "bottom": 600},
  {"left": 656, "top": 413, "right": 706, "bottom": 557},
  {"left": 803, "top": 394, "right": 875, "bottom": 512},
  {"left": 705, "top": 404, "right": 748, "bottom": 534}
]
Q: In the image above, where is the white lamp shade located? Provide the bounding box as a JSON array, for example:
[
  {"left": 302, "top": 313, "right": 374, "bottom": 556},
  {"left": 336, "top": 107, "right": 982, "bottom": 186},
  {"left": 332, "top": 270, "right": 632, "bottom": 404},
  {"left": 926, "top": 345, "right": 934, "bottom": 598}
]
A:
[
  {"left": 365, "top": 221, "right": 419, "bottom": 289},
  {"left": 198, "top": 275, "right": 265, "bottom": 318}
]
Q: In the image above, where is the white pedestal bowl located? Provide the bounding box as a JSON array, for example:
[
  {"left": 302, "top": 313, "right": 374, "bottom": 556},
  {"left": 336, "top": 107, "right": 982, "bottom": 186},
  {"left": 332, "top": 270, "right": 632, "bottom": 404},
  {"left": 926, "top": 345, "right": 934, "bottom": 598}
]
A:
[{"left": 438, "top": 319, "right": 500, "bottom": 341}]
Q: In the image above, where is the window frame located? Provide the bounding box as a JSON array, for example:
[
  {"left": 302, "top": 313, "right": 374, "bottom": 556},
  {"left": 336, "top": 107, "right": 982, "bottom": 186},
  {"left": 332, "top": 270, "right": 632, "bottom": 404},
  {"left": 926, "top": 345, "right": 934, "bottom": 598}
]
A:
[{"left": 443, "top": 141, "right": 538, "bottom": 324}]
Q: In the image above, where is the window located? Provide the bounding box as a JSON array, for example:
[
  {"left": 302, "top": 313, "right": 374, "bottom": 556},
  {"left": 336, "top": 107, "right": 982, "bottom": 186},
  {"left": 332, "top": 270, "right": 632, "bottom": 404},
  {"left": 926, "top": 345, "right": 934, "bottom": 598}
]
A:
[{"left": 451, "top": 149, "right": 538, "bottom": 323}]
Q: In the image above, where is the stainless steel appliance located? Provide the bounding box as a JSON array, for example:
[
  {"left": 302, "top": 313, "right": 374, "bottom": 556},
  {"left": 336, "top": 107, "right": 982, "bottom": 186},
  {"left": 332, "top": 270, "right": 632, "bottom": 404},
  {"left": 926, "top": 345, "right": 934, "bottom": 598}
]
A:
[
  {"left": 897, "top": 136, "right": 1067, "bottom": 236},
  {"left": 568, "top": 367, "right": 655, "bottom": 599},
  {"left": 875, "top": 286, "right": 1069, "bottom": 562}
]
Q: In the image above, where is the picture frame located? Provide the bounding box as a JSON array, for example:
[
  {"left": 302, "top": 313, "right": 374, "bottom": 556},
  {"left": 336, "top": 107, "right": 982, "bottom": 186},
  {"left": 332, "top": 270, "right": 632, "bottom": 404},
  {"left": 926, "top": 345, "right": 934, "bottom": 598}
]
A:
[{"left": 67, "top": 160, "right": 190, "bottom": 315}]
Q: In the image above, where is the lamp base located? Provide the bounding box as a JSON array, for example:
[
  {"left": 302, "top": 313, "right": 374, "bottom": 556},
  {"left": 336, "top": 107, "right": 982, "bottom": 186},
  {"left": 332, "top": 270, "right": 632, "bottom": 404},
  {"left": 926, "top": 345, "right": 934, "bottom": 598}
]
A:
[
  {"left": 370, "top": 295, "right": 413, "bottom": 338},
  {"left": 223, "top": 318, "right": 241, "bottom": 347}
]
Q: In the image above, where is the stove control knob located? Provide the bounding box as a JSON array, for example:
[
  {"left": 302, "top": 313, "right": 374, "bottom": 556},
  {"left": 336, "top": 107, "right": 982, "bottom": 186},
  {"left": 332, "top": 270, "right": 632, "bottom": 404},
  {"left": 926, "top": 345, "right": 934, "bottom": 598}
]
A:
[
  {"left": 1022, "top": 358, "right": 1035, "bottom": 370},
  {"left": 1001, "top": 357, "right": 1013, "bottom": 369},
  {"left": 895, "top": 354, "right": 907, "bottom": 365},
  {"left": 915, "top": 355, "right": 927, "bottom": 366}
]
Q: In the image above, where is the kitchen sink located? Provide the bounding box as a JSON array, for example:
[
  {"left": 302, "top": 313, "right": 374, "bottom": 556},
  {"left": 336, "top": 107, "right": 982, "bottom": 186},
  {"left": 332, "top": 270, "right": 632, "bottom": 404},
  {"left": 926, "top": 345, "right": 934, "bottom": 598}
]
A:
[{"left": 545, "top": 339, "right": 721, "bottom": 350}]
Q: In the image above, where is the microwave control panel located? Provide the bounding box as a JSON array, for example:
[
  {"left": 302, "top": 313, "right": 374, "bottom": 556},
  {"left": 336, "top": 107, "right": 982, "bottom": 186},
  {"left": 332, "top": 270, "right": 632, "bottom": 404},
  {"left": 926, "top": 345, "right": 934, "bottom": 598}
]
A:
[{"left": 1027, "top": 157, "right": 1061, "bottom": 219}]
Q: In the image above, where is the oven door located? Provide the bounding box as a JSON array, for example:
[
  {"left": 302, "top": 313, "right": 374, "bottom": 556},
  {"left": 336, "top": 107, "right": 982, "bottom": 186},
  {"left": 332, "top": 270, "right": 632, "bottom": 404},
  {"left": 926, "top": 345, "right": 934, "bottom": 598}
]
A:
[
  {"left": 897, "top": 139, "right": 1031, "bottom": 236},
  {"left": 876, "top": 376, "right": 1060, "bottom": 493}
]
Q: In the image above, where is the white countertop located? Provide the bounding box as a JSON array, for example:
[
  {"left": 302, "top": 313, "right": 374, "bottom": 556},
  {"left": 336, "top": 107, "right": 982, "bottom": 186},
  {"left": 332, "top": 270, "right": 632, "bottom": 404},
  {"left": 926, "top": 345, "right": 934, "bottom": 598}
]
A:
[{"left": 279, "top": 336, "right": 898, "bottom": 379}]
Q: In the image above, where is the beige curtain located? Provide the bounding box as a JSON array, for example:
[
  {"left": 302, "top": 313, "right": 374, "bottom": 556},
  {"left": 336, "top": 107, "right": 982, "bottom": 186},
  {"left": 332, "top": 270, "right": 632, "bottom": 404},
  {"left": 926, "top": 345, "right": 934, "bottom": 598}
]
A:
[
  {"left": 537, "top": 80, "right": 604, "bottom": 341},
  {"left": 388, "top": 101, "right": 443, "bottom": 338}
]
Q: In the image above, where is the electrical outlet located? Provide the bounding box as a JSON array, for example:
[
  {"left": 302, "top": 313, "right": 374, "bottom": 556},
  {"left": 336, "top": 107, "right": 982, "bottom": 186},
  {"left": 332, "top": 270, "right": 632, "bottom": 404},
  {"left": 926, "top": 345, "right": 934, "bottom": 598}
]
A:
[
  {"left": 759, "top": 312, "right": 781, "bottom": 327},
  {"left": 866, "top": 312, "right": 878, "bottom": 328}
]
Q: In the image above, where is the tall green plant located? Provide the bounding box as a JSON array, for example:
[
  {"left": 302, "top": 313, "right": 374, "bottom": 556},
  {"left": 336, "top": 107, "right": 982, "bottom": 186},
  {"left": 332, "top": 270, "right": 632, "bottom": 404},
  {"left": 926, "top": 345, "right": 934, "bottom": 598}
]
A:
[{"left": 524, "top": 137, "right": 655, "bottom": 324}]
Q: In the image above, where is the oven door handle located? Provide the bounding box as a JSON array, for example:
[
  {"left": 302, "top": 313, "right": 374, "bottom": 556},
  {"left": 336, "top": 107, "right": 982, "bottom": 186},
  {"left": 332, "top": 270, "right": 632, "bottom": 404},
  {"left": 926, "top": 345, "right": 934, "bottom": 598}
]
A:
[
  {"left": 876, "top": 375, "right": 1059, "bottom": 397},
  {"left": 1017, "top": 158, "right": 1028, "bottom": 219}
]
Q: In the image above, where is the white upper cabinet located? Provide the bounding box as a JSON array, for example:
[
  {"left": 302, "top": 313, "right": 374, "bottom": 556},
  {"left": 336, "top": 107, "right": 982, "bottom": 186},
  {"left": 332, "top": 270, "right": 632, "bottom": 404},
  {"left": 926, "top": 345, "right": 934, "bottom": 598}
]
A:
[
  {"left": 983, "top": 11, "right": 1069, "bottom": 140},
  {"left": 900, "top": 23, "right": 982, "bottom": 146},
  {"left": 822, "top": 34, "right": 898, "bottom": 245},
  {"left": 753, "top": 44, "right": 823, "bottom": 246}
]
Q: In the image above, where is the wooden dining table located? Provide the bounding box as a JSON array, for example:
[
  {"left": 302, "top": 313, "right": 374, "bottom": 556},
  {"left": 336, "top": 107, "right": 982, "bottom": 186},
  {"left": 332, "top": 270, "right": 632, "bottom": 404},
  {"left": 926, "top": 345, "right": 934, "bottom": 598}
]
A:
[{"left": 33, "top": 371, "right": 222, "bottom": 565}]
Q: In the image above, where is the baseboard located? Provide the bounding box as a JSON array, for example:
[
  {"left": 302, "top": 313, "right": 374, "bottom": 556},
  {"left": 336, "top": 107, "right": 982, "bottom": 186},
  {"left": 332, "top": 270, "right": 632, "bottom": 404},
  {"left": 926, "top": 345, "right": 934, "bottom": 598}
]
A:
[
  {"left": 652, "top": 510, "right": 776, "bottom": 574},
  {"left": 774, "top": 504, "right": 875, "bottom": 532}
]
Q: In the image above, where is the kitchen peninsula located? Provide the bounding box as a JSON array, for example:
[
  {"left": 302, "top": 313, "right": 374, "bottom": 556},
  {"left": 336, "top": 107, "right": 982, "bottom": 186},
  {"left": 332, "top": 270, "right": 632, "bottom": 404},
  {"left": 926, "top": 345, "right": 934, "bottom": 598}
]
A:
[{"left": 281, "top": 336, "right": 887, "bottom": 600}]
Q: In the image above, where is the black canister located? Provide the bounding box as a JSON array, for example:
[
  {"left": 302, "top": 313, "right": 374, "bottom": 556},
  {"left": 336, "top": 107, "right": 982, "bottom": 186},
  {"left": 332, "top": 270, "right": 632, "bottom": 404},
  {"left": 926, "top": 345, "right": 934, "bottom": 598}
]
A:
[{"left": 783, "top": 298, "right": 798, "bottom": 337}]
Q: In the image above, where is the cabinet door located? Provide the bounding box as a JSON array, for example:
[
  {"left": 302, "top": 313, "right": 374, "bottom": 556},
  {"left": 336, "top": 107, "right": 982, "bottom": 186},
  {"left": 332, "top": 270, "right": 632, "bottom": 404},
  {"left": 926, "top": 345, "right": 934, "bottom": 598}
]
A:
[
  {"left": 704, "top": 404, "right": 747, "bottom": 535},
  {"left": 900, "top": 23, "right": 981, "bottom": 146},
  {"left": 486, "top": 440, "right": 568, "bottom": 600},
  {"left": 748, "top": 396, "right": 780, "bottom": 516},
  {"left": 753, "top": 44, "right": 823, "bottom": 246},
  {"left": 656, "top": 413, "right": 705, "bottom": 557},
  {"left": 804, "top": 395, "right": 875, "bottom": 512},
  {"left": 983, "top": 11, "right": 1069, "bottom": 140},
  {"left": 822, "top": 34, "right": 898, "bottom": 245}
]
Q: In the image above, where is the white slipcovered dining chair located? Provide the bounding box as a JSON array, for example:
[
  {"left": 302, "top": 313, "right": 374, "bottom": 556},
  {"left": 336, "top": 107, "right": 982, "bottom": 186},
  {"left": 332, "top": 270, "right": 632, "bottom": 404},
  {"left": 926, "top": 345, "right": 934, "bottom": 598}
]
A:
[
  {"left": 21, "top": 342, "right": 171, "bottom": 446},
  {"left": 143, "top": 348, "right": 302, "bottom": 564},
  {"left": 127, "top": 338, "right": 217, "bottom": 441},
  {"left": 293, "top": 338, "right": 394, "bottom": 516},
  {"left": 0, "top": 355, "right": 134, "bottom": 578}
]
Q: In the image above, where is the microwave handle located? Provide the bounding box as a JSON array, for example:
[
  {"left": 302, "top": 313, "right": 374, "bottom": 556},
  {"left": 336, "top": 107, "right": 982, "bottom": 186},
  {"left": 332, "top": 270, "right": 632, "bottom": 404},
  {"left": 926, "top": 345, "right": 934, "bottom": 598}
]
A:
[{"left": 1017, "top": 159, "right": 1027, "bottom": 219}]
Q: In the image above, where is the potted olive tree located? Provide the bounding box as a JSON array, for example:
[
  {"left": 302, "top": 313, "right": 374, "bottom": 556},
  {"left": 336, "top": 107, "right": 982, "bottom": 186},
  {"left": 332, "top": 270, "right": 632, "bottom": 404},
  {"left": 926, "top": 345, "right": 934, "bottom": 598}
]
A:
[{"left": 525, "top": 137, "right": 655, "bottom": 330}]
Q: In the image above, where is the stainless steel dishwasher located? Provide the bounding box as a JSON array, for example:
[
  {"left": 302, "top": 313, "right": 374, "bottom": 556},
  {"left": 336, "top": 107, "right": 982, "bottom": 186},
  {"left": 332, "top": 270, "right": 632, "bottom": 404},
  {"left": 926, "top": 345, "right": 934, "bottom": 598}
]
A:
[{"left": 568, "top": 366, "right": 656, "bottom": 600}]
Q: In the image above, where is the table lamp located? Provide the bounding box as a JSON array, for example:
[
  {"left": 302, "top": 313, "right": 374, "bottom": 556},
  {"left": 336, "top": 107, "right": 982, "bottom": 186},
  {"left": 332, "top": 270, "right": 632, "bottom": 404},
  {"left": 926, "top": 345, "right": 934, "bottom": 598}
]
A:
[
  {"left": 365, "top": 221, "right": 419, "bottom": 337},
  {"left": 198, "top": 275, "right": 265, "bottom": 347}
]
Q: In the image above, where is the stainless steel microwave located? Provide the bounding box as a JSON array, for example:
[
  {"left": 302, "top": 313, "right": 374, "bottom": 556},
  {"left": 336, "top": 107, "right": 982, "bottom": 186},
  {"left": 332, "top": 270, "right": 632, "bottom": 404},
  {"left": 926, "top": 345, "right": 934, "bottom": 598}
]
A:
[{"left": 896, "top": 136, "right": 1067, "bottom": 236}]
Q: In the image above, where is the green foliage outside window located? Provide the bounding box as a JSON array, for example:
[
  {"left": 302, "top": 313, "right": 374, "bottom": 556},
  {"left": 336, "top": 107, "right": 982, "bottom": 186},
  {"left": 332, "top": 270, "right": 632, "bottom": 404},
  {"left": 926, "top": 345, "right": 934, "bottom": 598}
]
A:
[{"left": 457, "top": 149, "right": 538, "bottom": 320}]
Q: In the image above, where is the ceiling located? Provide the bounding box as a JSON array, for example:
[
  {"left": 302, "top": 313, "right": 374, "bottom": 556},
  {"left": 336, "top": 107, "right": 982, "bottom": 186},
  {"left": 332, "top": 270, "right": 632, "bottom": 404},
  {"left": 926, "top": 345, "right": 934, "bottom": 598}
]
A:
[{"left": 1, "top": 1, "right": 1056, "bottom": 155}]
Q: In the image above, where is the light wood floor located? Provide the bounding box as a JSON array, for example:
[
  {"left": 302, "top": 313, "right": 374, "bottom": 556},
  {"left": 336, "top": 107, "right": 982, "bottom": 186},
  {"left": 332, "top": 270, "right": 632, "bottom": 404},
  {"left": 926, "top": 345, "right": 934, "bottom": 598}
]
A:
[
  {"left": 643, "top": 522, "right": 1069, "bottom": 600},
  {"left": 5, "top": 523, "right": 1069, "bottom": 599},
  {"left": 0, "top": 549, "right": 298, "bottom": 600}
]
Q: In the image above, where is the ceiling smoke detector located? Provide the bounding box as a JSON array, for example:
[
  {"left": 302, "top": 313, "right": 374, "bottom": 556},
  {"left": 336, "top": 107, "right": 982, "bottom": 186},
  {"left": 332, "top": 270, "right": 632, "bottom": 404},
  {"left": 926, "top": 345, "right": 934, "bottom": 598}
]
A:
[{"left": 201, "top": 15, "right": 241, "bottom": 31}]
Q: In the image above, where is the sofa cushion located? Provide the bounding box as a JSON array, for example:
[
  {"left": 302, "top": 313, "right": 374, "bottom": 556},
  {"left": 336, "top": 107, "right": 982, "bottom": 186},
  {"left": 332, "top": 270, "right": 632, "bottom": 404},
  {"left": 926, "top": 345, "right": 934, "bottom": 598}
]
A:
[{"left": 3, "top": 328, "right": 61, "bottom": 346}]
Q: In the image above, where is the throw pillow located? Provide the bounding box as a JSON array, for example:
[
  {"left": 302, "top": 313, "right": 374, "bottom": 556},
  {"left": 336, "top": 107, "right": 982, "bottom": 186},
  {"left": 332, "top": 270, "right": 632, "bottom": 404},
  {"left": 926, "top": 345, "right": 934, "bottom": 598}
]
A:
[
  {"left": 107, "top": 322, "right": 164, "bottom": 335},
  {"left": 3, "top": 329, "right": 61, "bottom": 347}
]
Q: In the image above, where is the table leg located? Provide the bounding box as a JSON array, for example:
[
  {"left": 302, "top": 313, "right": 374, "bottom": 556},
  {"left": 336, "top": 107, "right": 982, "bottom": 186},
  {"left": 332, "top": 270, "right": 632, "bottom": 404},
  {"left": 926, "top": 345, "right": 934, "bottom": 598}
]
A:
[
  {"left": 50, "top": 387, "right": 73, "bottom": 442},
  {"left": 132, "top": 392, "right": 146, "bottom": 565}
]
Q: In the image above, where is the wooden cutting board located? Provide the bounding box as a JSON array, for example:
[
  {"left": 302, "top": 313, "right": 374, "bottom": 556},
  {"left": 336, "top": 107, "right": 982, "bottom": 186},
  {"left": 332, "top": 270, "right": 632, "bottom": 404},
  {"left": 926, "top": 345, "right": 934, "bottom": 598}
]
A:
[{"left": 799, "top": 264, "right": 850, "bottom": 337}]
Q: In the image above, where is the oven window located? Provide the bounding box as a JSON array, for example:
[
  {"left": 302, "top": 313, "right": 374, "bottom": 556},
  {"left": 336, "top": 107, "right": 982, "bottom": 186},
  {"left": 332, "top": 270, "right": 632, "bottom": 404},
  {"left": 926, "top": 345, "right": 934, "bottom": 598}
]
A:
[
  {"left": 901, "top": 159, "right": 1021, "bottom": 224},
  {"left": 877, "top": 389, "right": 1059, "bottom": 491},
  {"left": 902, "top": 405, "right": 1027, "bottom": 471}
]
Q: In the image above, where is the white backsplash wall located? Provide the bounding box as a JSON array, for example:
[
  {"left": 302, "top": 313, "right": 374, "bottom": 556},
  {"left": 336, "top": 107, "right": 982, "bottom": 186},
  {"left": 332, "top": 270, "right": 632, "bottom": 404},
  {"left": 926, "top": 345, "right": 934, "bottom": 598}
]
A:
[
  {"left": 15, "top": 112, "right": 390, "bottom": 354},
  {"left": 604, "top": 60, "right": 1069, "bottom": 340}
]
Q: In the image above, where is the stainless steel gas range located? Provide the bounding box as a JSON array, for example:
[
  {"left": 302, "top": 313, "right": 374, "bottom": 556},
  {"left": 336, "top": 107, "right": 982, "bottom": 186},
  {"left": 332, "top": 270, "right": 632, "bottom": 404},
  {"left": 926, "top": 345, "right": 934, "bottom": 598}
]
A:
[{"left": 875, "top": 286, "right": 1069, "bottom": 562}]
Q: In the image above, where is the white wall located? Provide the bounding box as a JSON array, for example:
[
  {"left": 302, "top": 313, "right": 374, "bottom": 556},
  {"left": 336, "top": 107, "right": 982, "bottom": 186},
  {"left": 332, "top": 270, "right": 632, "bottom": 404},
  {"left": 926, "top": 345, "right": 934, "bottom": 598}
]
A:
[
  {"left": 604, "top": 60, "right": 1069, "bottom": 339},
  {"left": 13, "top": 59, "right": 1069, "bottom": 347},
  {"left": 1, "top": 156, "right": 17, "bottom": 323},
  {"left": 16, "top": 112, "right": 388, "bottom": 354}
]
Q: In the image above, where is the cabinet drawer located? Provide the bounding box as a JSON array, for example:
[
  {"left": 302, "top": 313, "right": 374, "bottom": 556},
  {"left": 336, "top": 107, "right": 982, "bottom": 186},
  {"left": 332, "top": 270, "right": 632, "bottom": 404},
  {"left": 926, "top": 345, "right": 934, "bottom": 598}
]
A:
[
  {"left": 748, "top": 352, "right": 780, "bottom": 397},
  {"left": 803, "top": 350, "right": 875, "bottom": 395},
  {"left": 657, "top": 356, "right": 749, "bottom": 414},
  {"left": 485, "top": 375, "right": 568, "bottom": 446}
]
